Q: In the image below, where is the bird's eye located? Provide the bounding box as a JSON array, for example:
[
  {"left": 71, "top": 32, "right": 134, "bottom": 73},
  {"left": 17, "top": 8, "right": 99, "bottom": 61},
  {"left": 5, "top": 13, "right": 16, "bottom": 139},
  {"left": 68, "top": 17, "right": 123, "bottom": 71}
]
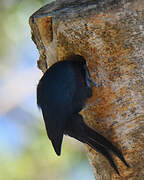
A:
[{"left": 83, "top": 59, "right": 86, "bottom": 65}]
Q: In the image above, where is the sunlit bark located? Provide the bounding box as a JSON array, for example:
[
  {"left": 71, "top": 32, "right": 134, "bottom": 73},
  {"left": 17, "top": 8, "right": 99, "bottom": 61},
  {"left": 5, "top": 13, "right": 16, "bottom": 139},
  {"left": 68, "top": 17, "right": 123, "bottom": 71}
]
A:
[{"left": 29, "top": 0, "right": 144, "bottom": 179}]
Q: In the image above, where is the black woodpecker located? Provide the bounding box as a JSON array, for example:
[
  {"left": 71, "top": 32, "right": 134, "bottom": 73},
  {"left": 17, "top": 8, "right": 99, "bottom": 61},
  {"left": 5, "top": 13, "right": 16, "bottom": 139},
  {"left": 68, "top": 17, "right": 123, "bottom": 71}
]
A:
[{"left": 37, "top": 55, "right": 129, "bottom": 175}]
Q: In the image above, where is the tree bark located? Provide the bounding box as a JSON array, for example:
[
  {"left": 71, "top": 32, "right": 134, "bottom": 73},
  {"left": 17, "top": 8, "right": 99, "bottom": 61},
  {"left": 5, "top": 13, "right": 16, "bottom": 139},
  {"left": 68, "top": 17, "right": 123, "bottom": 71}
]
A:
[{"left": 29, "top": 0, "right": 144, "bottom": 179}]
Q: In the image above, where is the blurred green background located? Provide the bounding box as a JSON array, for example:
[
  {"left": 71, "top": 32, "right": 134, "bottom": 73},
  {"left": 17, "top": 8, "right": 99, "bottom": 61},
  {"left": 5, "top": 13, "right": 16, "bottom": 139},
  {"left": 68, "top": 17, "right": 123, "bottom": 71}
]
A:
[{"left": 0, "top": 0, "right": 94, "bottom": 179}]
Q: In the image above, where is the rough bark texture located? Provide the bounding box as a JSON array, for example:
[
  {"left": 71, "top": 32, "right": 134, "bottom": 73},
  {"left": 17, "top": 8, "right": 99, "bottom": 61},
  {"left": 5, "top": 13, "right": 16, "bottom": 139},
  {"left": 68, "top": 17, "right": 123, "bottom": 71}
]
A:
[{"left": 29, "top": 0, "right": 144, "bottom": 179}]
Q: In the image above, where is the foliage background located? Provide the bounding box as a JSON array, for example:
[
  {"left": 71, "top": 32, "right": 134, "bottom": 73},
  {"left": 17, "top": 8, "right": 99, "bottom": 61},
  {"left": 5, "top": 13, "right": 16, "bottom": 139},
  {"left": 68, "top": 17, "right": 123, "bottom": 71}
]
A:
[{"left": 0, "top": 0, "right": 94, "bottom": 179}]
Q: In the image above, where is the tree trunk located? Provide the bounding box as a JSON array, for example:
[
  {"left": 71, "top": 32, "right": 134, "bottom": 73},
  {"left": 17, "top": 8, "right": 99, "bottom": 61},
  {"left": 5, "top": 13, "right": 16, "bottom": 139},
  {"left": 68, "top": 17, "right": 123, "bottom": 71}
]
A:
[{"left": 29, "top": 0, "right": 144, "bottom": 179}]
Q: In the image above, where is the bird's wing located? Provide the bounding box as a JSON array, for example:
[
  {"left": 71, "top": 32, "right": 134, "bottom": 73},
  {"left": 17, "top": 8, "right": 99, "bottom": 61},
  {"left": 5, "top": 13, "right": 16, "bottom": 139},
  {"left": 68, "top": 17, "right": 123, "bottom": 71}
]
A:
[{"left": 37, "top": 62, "right": 76, "bottom": 155}]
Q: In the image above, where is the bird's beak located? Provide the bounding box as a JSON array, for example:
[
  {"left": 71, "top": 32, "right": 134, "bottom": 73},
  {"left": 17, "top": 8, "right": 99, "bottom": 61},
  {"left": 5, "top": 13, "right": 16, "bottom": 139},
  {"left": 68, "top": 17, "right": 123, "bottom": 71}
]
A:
[
  {"left": 85, "top": 65, "right": 101, "bottom": 88},
  {"left": 88, "top": 77, "right": 98, "bottom": 87}
]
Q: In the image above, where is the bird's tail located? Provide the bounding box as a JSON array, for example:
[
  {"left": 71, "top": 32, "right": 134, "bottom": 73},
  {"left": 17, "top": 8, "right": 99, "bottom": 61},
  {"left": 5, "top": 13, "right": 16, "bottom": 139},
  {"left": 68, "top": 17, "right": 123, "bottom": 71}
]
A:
[
  {"left": 86, "top": 136, "right": 120, "bottom": 175},
  {"left": 65, "top": 113, "right": 129, "bottom": 175},
  {"left": 83, "top": 121, "right": 130, "bottom": 168}
]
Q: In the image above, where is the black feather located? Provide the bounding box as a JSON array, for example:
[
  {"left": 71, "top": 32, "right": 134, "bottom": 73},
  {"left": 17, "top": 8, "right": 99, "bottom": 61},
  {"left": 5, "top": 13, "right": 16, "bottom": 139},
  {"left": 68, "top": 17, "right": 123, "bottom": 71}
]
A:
[{"left": 37, "top": 55, "right": 130, "bottom": 175}]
